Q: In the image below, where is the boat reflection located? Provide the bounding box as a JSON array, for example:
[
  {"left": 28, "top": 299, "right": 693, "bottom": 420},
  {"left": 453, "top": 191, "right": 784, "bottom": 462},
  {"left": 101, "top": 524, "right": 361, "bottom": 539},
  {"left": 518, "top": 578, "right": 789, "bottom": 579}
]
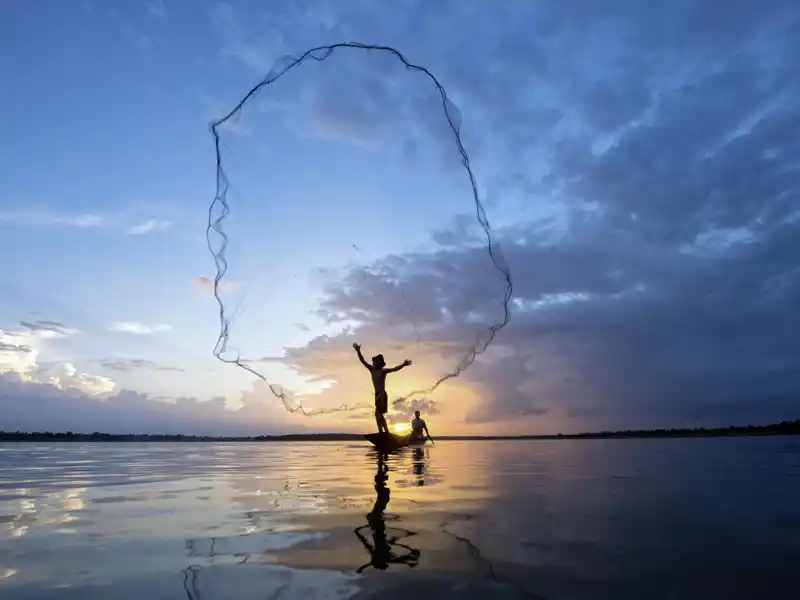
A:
[{"left": 353, "top": 452, "right": 420, "bottom": 572}]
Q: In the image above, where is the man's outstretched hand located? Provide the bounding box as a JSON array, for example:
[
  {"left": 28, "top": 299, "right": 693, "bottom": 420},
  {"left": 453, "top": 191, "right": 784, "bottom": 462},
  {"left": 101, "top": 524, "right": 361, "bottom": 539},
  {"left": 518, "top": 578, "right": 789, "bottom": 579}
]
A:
[
  {"left": 353, "top": 343, "right": 361, "bottom": 352},
  {"left": 403, "top": 359, "right": 412, "bottom": 367}
]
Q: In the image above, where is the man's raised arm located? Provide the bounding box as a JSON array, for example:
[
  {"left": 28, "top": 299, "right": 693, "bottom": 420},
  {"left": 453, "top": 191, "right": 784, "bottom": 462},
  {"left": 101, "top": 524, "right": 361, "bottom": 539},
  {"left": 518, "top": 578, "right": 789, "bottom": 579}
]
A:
[
  {"left": 385, "top": 359, "right": 412, "bottom": 373},
  {"left": 352, "top": 343, "right": 371, "bottom": 369}
]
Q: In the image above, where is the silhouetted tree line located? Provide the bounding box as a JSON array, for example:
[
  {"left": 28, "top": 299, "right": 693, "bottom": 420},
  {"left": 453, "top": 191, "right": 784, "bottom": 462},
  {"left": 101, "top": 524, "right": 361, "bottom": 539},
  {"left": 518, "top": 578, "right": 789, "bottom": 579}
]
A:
[
  {"left": 0, "top": 420, "right": 797, "bottom": 442},
  {"left": 556, "top": 419, "right": 800, "bottom": 439}
]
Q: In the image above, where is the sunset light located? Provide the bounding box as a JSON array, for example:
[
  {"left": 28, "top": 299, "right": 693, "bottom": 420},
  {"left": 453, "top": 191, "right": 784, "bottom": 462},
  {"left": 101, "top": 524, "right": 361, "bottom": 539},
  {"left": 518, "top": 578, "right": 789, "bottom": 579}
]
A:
[
  {"left": 2, "top": 2, "right": 798, "bottom": 596},
  {"left": 392, "top": 422, "right": 411, "bottom": 435}
]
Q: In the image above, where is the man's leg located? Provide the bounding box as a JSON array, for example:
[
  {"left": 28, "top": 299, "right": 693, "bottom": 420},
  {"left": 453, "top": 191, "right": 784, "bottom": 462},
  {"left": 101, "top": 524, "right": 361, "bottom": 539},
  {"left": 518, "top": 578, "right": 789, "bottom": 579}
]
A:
[
  {"left": 378, "top": 412, "right": 389, "bottom": 433},
  {"left": 376, "top": 392, "right": 389, "bottom": 433}
]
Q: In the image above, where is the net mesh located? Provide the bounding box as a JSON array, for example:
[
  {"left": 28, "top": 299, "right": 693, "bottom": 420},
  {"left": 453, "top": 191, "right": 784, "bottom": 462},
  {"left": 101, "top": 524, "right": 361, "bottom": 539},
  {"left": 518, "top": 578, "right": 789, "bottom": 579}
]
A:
[{"left": 207, "top": 42, "right": 513, "bottom": 416}]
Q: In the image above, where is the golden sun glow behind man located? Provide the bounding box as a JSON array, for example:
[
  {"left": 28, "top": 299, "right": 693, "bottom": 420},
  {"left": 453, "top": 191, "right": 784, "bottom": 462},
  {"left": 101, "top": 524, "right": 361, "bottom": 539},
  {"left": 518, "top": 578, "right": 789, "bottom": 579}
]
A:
[{"left": 392, "top": 422, "right": 411, "bottom": 434}]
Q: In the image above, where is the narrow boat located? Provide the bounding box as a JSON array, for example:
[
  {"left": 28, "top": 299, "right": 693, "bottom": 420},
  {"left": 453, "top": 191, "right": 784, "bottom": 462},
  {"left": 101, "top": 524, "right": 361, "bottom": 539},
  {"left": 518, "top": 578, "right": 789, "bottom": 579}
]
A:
[{"left": 364, "top": 431, "right": 427, "bottom": 452}]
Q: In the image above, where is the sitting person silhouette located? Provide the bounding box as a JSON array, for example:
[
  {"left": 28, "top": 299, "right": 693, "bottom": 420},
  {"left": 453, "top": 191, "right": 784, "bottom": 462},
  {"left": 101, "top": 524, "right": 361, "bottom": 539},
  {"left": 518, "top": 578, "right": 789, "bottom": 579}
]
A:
[
  {"left": 410, "top": 410, "right": 433, "bottom": 443},
  {"left": 352, "top": 343, "right": 411, "bottom": 434}
]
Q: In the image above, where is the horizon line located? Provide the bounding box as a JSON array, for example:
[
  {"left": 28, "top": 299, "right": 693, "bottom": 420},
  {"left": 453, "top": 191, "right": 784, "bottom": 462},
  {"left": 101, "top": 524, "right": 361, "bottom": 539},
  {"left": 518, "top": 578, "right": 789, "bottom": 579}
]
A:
[{"left": 1, "top": 419, "right": 797, "bottom": 441}]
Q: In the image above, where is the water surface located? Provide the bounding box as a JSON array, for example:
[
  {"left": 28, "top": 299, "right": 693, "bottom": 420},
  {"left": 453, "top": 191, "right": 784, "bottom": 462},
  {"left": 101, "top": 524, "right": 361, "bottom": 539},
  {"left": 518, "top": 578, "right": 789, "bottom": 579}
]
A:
[{"left": 1, "top": 437, "right": 798, "bottom": 599}]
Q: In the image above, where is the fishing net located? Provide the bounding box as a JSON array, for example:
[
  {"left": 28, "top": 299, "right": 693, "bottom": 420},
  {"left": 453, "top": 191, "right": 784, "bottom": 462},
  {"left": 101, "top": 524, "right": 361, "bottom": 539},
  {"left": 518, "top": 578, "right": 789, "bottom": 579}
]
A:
[{"left": 207, "top": 43, "right": 513, "bottom": 417}]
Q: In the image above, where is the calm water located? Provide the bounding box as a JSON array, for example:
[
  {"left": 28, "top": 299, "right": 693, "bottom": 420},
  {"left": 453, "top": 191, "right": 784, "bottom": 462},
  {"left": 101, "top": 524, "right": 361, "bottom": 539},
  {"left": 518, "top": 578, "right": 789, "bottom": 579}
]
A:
[{"left": 1, "top": 438, "right": 798, "bottom": 599}]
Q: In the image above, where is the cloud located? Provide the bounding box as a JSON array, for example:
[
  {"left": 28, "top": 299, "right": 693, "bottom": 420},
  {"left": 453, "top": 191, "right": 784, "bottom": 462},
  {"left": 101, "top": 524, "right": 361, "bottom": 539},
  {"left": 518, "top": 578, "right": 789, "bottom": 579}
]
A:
[
  {"left": 205, "top": 0, "right": 800, "bottom": 433},
  {"left": 146, "top": 0, "right": 167, "bottom": 21},
  {"left": 0, "top": 374, "right": 313, "bottom": 437},
  {"left": 0, "top": 343, "right": 32, "bottom": 353},
  {"left": 393, "top": 397, "right": 441, "bottom": 420},
  {"left": 0, "top": 327, "right": 304, "bottom": 436},
  {"left": 107, "top": 7, "right": 159, "bottom": 53},
  {"left": 210, "top": 2, "right": 287, "bottom": 72},
  {"left": 95, "top": 358, "right": 185, "bottom": 373},
  {"left": 0, "top": 208, "right": 173, "bottom": 235},
  {"left": 0, "top": 210, "right": 104, "bottom": 228},
  {"left": 34, "top": 363, "right": 114, "bottom": 396},
  {"left": 108, "top": 322, "right": 172, "bottom": 335},
  {"left": 193, "top": 276, "right": 239, "bottom": 294},
  {"left": 126, "top": 219, "right": 171, "bottom": 235},
  {"left": 0, "top": 325, "right": 114, "bottom": 397},
  {"left": 19, "top": 320, "right": 73, "bottom": 336}
]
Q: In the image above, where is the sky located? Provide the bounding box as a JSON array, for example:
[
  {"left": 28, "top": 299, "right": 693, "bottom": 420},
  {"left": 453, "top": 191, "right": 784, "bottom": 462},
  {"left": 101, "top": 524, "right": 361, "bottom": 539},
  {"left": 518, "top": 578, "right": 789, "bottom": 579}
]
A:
[{"left": 1, "top": 0, "right": 798, "bottom": 437}]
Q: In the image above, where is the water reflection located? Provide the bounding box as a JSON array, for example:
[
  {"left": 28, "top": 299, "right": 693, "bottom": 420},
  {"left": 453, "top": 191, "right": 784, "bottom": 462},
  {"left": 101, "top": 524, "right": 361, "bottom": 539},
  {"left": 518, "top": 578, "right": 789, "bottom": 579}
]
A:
[
  {"left": 412, "top": 447, "right": 426, "bottom": 487},
  {"left": 0, "top": 486, "right": 88, "bottom": 539},
  {"left": 182, "top": 565, "right": 202, "bottom": 600},
  {"left": 1, "top": 439, "right": 797, "bottom": 599},
  {"left": 353, "top": 452, "right": 420, "bottom": 572}
]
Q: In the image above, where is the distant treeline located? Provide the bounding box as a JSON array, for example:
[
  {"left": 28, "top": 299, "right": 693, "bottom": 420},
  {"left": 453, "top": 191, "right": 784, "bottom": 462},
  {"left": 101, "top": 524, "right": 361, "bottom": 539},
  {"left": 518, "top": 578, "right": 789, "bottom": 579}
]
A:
[{"left": 0, "top": 420, "right": 798, "bottom": 442}]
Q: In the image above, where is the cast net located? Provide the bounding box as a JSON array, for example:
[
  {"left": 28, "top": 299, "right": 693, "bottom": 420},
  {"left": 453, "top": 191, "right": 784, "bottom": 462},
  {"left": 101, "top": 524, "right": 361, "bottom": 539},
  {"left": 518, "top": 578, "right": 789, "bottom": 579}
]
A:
[{"left": 206, "top": 42, "right": 513, "bottom": 417}]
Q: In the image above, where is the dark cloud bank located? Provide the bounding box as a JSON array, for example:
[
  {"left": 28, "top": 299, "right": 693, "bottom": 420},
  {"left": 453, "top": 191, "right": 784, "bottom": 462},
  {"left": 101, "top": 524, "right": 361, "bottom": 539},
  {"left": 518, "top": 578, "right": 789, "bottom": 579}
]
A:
[{"left": 281, "top": 0, "right": 800, "bottom": 431}]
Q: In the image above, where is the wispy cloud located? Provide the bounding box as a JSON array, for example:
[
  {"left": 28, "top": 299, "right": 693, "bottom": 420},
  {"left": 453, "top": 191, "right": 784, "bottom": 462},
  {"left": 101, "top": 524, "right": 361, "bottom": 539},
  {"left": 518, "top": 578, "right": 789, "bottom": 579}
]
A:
[
  {"left": 193, "top": 276, "right": 239, "bottom": 294},
  {"left": 0, "top": 342, "right": 32, "bottom": 354},
  {"left": 0, "top": 208, "right": 171, "bottom": 235},
  {"left": 126, "top": 219, "right": 171, "bottom": 235},
  {"left": 19, "top": 320, "right": 77, "bottom": 336},
  {"left": 210, "top": 2, "right": 286, "bottom": 72},
  {"left": 0, "top": 210, "right": 104, "bottom": 228},
  {"left": 64, "top": 214, "right": 104, "bottom": 227},
  {"left": 107, "top": 8, "right": 158, "bottom": 53},
  {"left": 108, "top": 322, "right": 172, "bottom": 335},
  {"left": 146, "top": 0, "right": 167, "bottom": 21},
  {"left": 95, "top": 358, "right": 184, "bottom": 373}
]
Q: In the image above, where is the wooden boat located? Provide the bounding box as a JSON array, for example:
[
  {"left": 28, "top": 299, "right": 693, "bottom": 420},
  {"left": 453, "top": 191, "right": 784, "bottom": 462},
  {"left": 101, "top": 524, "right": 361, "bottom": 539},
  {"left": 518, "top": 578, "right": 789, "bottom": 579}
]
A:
[{"left": 364, "top": 431, "right": 427, "bottom": 452}]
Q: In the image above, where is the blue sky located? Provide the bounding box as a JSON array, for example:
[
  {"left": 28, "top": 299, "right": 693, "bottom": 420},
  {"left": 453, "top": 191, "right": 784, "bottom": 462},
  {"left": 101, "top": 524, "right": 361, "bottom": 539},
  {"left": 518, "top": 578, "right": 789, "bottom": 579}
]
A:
[
  {"left": 1, "top": 0, "right": 799, "bottom": 436},
  {"left": 1, "top": 0, "right": 504, "bottom": 430}
]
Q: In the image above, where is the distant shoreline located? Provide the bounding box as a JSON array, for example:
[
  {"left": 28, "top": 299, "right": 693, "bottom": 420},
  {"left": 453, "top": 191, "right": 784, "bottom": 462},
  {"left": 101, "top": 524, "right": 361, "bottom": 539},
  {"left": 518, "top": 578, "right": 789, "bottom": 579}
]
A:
[{"left": 1, "top": 420, "right": 797, "bottom": 442}]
